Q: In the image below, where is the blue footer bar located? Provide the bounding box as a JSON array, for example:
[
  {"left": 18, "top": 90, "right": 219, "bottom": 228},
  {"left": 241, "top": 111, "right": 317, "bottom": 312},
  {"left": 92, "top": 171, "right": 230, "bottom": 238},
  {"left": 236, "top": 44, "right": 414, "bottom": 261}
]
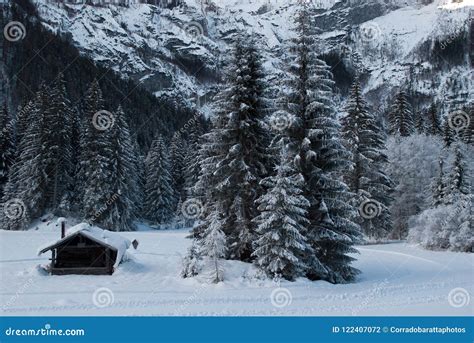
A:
[{"left": 1, "top": 317, "right": 473, "bottom": 343}]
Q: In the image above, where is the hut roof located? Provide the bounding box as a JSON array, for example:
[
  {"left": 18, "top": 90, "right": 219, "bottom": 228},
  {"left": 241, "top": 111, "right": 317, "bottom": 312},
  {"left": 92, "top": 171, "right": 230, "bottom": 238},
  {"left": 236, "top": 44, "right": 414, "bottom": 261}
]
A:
[{"left": 38, "top": 223, "right": 131, "bottom": 268}]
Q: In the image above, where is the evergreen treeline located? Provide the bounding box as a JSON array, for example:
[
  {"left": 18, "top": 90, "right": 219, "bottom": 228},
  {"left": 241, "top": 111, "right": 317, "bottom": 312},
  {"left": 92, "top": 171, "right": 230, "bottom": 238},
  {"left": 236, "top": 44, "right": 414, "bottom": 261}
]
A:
[
  {"left": 0, "top": 71, "right": 207, "bottom": 232},
  {"left": 3, "top": 0, "right": 197, "bottom": 151}
]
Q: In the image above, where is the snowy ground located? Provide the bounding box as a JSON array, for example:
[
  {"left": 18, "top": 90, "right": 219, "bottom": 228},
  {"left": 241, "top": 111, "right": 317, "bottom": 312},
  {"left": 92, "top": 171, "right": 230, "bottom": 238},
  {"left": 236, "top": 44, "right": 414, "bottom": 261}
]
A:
[{"left": 0, "top": 225, "right": 473, "bottom": 316}]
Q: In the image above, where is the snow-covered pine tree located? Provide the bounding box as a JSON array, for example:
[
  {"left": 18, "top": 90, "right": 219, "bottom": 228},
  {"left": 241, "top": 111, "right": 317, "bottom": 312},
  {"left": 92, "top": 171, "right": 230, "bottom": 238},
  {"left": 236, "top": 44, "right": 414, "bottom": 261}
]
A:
[
  {"left": 461, "top": 107, "right": 473, "bottom": 145},
  {"left": 41, "top": 74, "right": 74, "bottom": 213},
  {"left": 389, "top": 91, "right": 414, "bottom": 137},
  {"left": 1, "top": 88, "right": 47, "bottom": 230},
  {"left": 195, "top": 37, "right": 271, "bottom": 261},
  {"left": 66, "top": 108, "right": 82, "bottom": 214},
  {"left": 414, "top": 111, "right": 426, "bottom": 135},
  {"left": 426, "top": 103, "right": 441, "bottom": 136},
  {"left": 280, "top": 4, "right": 361, "bottom": 283},
  {"left": 169, "top": 131, "right": 187, "bottom": 211},
  {"left": 0, "top": 103, "right": 15, "bottom": 197},
  {"left": 447, "top": 195, "right": 473, "bottom": 252},
  {"left": 181, "top": 238, "right": 201, "bottom": 278},
  {"left": 304, "top": 63, "right": 361, "bottom": 283},
  {"left": 341, "top": 80, "right": 394, "bottom": 241},
  {"left": 432, "top": 157, "right": 446, "bottom": 207},
  {"left": 78, "top": 80, "right": 117, "bottom": 227},
  {"left": 200, "top": 204, "right": 227, "bottom": 283},
  {"left": 183, "top": 119, "right": 204, "bottom": 203},
  {"left": 100, "top": 105, "right": 140, "bottom": 231},
  {"left": 446, "top": 144, "right": 469, "bottom": 204},
  {"left": 182, "top": 119, "right": 205, "bottom": 229},
  {"left": 193, "top": 93, "right": 228, "bottom": 240},
  {"left": 143, "top": 135, "right": 175, "bottom": 226},
  {"left": 15, "top": 100, "right": 33, "bottom": 146},
  {"left": 443, "top": 118, "right": 455, "bottom": 147},
  {"left": 226, "top": 38, "right": 271, "bottom": 260},
  {"left": 252, "top": 141, "right": 312, "bottom": 281}
]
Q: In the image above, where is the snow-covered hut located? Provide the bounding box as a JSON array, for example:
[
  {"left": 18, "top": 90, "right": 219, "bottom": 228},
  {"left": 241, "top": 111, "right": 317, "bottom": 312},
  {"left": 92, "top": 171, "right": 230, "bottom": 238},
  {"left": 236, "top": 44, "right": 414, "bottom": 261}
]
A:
[{"left": 38, "top": 223, "right": 131, "bottom": 275}]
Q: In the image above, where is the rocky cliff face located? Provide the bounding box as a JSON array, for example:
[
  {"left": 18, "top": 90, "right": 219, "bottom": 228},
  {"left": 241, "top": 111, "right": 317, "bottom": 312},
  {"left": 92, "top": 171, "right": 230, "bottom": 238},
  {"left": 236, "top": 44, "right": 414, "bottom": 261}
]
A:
[{"left": 33, "top": 0, "right": 473, "bottom": 116}]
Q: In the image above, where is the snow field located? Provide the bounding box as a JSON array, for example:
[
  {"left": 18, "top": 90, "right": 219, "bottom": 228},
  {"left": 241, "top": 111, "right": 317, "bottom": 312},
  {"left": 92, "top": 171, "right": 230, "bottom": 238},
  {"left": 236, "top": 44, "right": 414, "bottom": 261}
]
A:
[{"left": 1, "top": 226, "right": 472, "bottom": 316}]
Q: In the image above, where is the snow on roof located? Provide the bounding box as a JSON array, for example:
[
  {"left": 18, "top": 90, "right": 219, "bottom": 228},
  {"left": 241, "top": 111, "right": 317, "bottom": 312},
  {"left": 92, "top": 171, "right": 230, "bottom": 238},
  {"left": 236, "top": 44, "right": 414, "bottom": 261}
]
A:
[{"left": 38, "top": 223, "right": 132, "bottom": 268}]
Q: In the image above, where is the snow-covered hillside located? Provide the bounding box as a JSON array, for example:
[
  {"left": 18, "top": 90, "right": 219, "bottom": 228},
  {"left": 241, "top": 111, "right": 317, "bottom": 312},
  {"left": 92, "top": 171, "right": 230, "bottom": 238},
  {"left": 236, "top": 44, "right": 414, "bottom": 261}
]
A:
[
  {"left": 33, "top": 0, "right": 473, "bottom": 113},
  {"left": 1, "top": 224, "right": 472, "bottom": 316}
]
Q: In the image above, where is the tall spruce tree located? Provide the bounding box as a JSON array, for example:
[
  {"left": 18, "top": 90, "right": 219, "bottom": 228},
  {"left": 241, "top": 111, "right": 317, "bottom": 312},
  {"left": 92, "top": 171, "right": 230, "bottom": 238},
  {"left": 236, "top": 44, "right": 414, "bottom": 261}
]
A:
[
  {"left": 101, "top": 105, "right": 139, "bottom": 231},
  {"left": 446, "top": 144, "right": 469, "bottom": 203},
  {"left": 15, "top": 100, "right": 33, "bottom": 146},
  {"left": 41, "top": 74, "right": 74, "bottom": 212},
  {"left": 389, "top": 91, "right": 414, "bottom": 137},
  {"left": 78, "top": 80, "right": 117, "bottom": 228},
  {"left": 1, "top": 88, "right": 47, "bottom": 230},
  {"left": 143, "top": 135, "right": 175, "bottom": 226},
  {"left": 0, "top": 103, "right": 14, "bottom": 197},
  {"left": 426, "top": 103, "right": 441, "bottom": 136},
  {"left": 195, "top": 37, "right": 271, "bottom": 261},
  {"left": 252, "top": 142, "right": 312, "bottom": 281},
  {"left": 183, "top": 119, "right": 204, "bottom": 201},
  {"left": 193, "top": 94, "right": 229, "bottom": 240},
  {"left": 341, "top": 80, "right": 394, "bottom": 240},
  {"left": 279, "top": 4, "right": 361, "bottom": 283},
  {"left": 170, "top": 131, "right": 187, "bottom": 210}
]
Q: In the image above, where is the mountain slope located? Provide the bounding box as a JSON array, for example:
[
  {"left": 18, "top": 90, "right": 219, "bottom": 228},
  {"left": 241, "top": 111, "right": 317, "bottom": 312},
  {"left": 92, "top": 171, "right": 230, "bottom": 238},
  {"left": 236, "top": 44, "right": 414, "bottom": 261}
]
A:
[{"left": 33, "top": 0, "right": 473, "bottom": 116}]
